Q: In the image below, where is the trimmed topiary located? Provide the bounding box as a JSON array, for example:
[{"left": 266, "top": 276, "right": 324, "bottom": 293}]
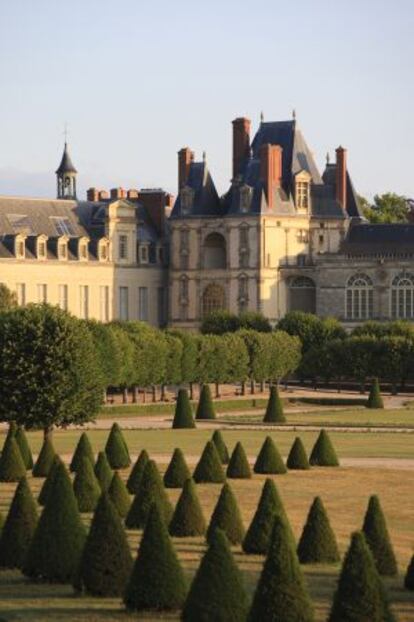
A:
[
  {"left": 405, "top": 555, "right": 414, "bottom": 590},
  {"left": 263, "top": 385, "right": 286, "bottom": 423},
  {"left": 125, "top": 459, "right": 173, "bottom": 529},
  {"left": 193, "top": 440, "right": 225, "bottom": 483},
  {"left": 32, "top": 436, "right": 56, "bottom": 477},
  {"left": 108, "top": 471, "right": 131, "bottom": 518},
  {"left": 24, "top": 462, "right": 86, "bottom": 583},
  {"left": 73, "top": 456, "right": 101, "bottom": 513},
  {"left": 94, "top": 451, "right": 113, "bottom": 492},
  {"left": 169, "top": 478, "right": 206, "bottom": 537},
  {"left": 328, "top": 531, "right": 396, "bottom": 622},
  {"left": 38, "top": 455, "right": 63, "bottom": 506},
  {"left": 0, "top": 477, "right": 38, "bottom": 569},
  {"left": 207, "top": 483, "right": 245, "bottom": 545},
  {"left": 211, "top": 429, "right": 230, "bottom": 464},
  {"left": 309, "top": 429, "right": 339, "bottom": 467},
  {"left": 126, "top": 449, "right": 149, "bottom": 494},
  {"left": 249, "top": 515, "right": 315, "bottom": 622},
  {"left": 172, "top": 388, "right": 196, "bottom": 429},
  {"left": 74, "top": 493, "right": 133, "bottom": 596},
  {"left": 367, "top": 378, "right": 384, "bottom": 409},
  {"left": 254, "top": 436, "right": 287, "bottom": 475},
  {"left": 297, "top": 496, "right": 340, "bottom": 564},
  {"left": 15, "top": 426, "right": 34, "bottom": 470},
  {"left": 163, "top": 448, "right": 191, "bottom": 488},
  {"left": 4, "top": 420, "right": 17, "bottom": 443},
  {"left": 286, "top": 437, "right": 310, "bottom": 470},
  {"left": 362, "top": 495, "right": 398, "bottom": 576},
  {"left": 70, "top": 432, "right": 95, "bottom": 472},
  {"left": 182, "top": 528, "right": 248, "bottom": 622},
  {"left": 195, "top": 384, "right": 216, "bottom": 420},
  {"left": 105, "top": 423, "right": 130, "bottom": 469},
  {"left": 124, "top": 503, "right": 187, "bottom": 612},
  {"left": 227, "top": 441, "right": 251, "bottom": 479},
  {"left": 0, "top": 434, "right": 26, "bottom": 482}
]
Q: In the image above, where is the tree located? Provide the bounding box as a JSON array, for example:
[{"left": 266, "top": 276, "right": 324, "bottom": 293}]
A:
[
  {"left": 124, "top": 504, "right": 187, "bottom": 612},
  {"left": 211, "top": 430, "right": 230, "bottom": 464},
  {"left": 0, "top": 283, "right": 17, "bottom": 311},
  {"left": 226, "top": 441, "right": 252, "bottom": 479},
  {"left": 169, "top": 478, "right": 206, "bottom": 537},
  {"left": 108, "top": 471, "right": 131, "bottom": 518},
  {"left": 70, "top": 431, "right": 95, "bottom": 472},
  {"left": 105, "top": 422, "right": 131, "bottom": 469},
  {"left": 15, "top": 426, "right": 33, "bottom": 470},
  {"left": 160, "top": 332, "right": 184, "bottom": 399},
  {"left": 126, "top": 449, "right": 149, "bottom": 494},
  {"left": 254, "top": 436, "right": 287, "bottom": 474},
  {"left": 182, "top": 529, "right": 249, "bottom": 622},
  {"left": 38, "top": 455, "right": 63, "bottom": 506},
  {"left": 172, "top": 388, "right": 196, "bottom": 429},
  {"left": 249, "top": 515, "right": 315, "bottom": 622},
  {"left": 73, "top": 456, "right": 101, "bottom": 513},
  {"left": 238, "top": 330, "right": 271, "bottom": 393},
  {"left": 362, "top": 495, "right": 398, "bottom": 576},
  {"left": 94, "top": 451, "right": 113, "bottom": 492},
  {"left": 125, "top": 460, "right": 173, "bottom": 529},
  {"left": 405, "top": 555, "right": 414, "bottom": 590},
  {"left": 207, "top": 483, "right": 245, "bottom": 545},
  {"left": 32, "top": 435, "right": 56, "bottom": 477},
  {"left": 74, "top": 493, "right": 133, "bottom": 596},
  {"left": 328, "top": 531, "right": 396, "bottom": 622},
  {"left": 193, "top": 441, "right": 225, "bottom": 484},
  {"left": 0, "top": 305, "right": 104, "bottom": 438},
  {"left": 163, "top": 448, "right": 191, "bottom": 488},
  {"left": 263, "top": 386, "right": 286, "bottom": 423},
  {"left": 297, "top": 497, "right": 340, "bottom": 564},
  {"left": 239, "top": 311, "right": 272, "bottom": 333},
  {"left": 0, "top": 434, "right": 26, "bottom": 482},
  {"left": 24, "top": 462, "right": 86, "bottom": 583},
  {"left": 200, "top": 310, "right": 241, "bottom": 335},
  {"left": 366, "top": 378, "right": 384, "bottom": 409},
  {"left": 286, "top": 437, "right": 310, "bottom": 470},
  {"left": 166, "top": 329, "right": 198, "bottom": 396},
  {"left": 267, "top": 331, "right": 301, "bottom": 385},
  {"left": 86, "top": 320, "right": 123, "bottom": 392},
  {"left": 362, "top": 192, "right": 409, "bottom": 223},
  {"left": 0, "top": 477, "right": 38, "bottom": 569},
  {"left": 309, "top": 430, "right": 339, "bottom": 467},
  {"left": 196, "top": 384, "right": 216, "bottom": 420}
]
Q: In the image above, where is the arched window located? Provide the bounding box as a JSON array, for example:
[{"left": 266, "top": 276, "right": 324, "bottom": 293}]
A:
[
  {"left": 203, "top": 232, "right": 226, "bottom": 269},
  {"left": 346, "top": 274, "right": 373, "bottom": 320},
  {"left": 288, "top": 276, "right": 316, "bottom": 313},
  {"left": 391, "top": 273, "right": 414, "bottom": 319},
  {"left": 202, "top": 284, "right": 225, "bottom": 317}
]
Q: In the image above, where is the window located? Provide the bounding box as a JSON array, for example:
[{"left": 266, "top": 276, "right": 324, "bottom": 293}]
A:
[
  {"left": 37, "top": 284, "right": 47, "bottom": 303},
  {"left": 288, "top": 276, "right": 316, "bottom": 314},
  {"left": 58, "top": 285, "right": 68, "bottom": 311},
  {"left": 180, "top": 187, "right": 194, "bottom": 214},
  {"left": 240, "top": 185, "right": 252, "bottom": 212},
  {"left": 319, "top": 234, "right": 324, "bottom": 245},
  {"left": 179, "top": 304, "right": 188, "bottom": 321},
  {"left": 50, "top": 217, "right": 75, "bottom": 237},
  {"left": 320, "top": 222, "right": 325, "bottom": 229},
  {"left": 99, "top": 242, "right": 108, "bottom": 261},
  {"left": 118, "top": 235, "right": 128, "bottom": 260},
  {"left": 158, "top": 247, "right": 164, "bottom": 264},
  {"left": 179, "top": 253, "right": 189, "bottom": 270},
  {"left": 297, "top": 229, "right": 308, "bottom": 243},
  {"left": 346, "top": 274, "right": 373, "bottom": 320},
  {"left": 391, "top": 273, "right": 414, "bottom": 319},
  {"left": 79, "top": 285, "right": 89, "bottom": 319},
  {"left": 179, "top": 276, "right": 189, "bottom": 299},
  {"left": 38, "top": 241, "right": 46, "bottom": 258},
  {"left": 297, "top": 254, "right": 307, "bottom": 266},
  {"left": 16, "top": 283, "right": 25, "bottom": 306},
  {"left": 79, "top": 242, "right": 88, "bottom": 260},
  {"left": 58, "top": 241, "right": 68, "bottom": 260},
  {"left": 119, "top": 286, "right": 129, "bottom": 321},
  {"left": 140, "top": 245, "right": 148, "bottom": 264},
  {"left": 202, "top": 283, "right": 225, "bottom": 317},
  {"left": 17, "top": 240, "right": 25, "bottom": 257},
  {"left": 296, "top": 181, "right": 309, "bottom": 209},
  {"left": 138, "top": 287, "right": 148, "bottom": 321},
  {"left": 100, "top": 286, "right": 110, "bottom": 322},
  {"left": 239, "top": 226, "right": 249, "bottom": 249},
  {"left": 157, "top": 287, "right": 166, "bottom": 326},
  {"left": 180, "top": 229, "right": 189, "bottom": 250},
  {"left": 238, "top": 275, "right": 248, "bottom": 312},
  {"left": 203, "top": 232, "right": 226, "bottom": 269}
]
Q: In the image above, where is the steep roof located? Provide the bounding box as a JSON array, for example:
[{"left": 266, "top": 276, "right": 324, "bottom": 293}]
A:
[
  {"left": 55, "top": 143, "right": 77, "bottom": 175},
  {"left": 170, "top": 161, "right": 223, "bottom": 218}
]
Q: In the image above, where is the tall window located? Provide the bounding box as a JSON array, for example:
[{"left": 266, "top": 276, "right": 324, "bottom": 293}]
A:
[
  {"left": 239, "top": 226, "right": 249, "bottom": 268},
  {"left": 296, "top": 181, "right": 309, "bottom": 209},
  {"left": 58, "top": 284, "right": 68, "bottom": 311},
  {"left": 179, "top": 276, "right": 189, "bottom": 299},
  {"left": 37, "top": 284, "right": 47, "bottom": 303},
  {"left": 16, "top": 283, "right": 25, "bottom": 306},
  {"left": 138, "top": 287, "right": 148, "bottom": 321},
  {"left": 79, "top": 285, "right": 89, "bottom": 319},
  {"left": 118, "top": 234, "right": 128, "bottom": 260},
  {"left": 100, "top": 286, "right": 110, "bottom": 322},
  {"left": 202, "top": 284, "right": 225, "bottom": 317},
  {"left": 139, "top": 245, "right": 148, "bottom": 264},
  {"left": 391, "top": 273, "right": 414, "bottom": 319},
  {"left": 346, "top": 274, "right": 373, "bottom": 320},
  {"left": 119, "top": 286, "right": 129, "bottom": 321}
]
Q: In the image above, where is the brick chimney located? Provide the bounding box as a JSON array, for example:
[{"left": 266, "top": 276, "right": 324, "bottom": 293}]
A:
[
  {"left": 139, "top": 189, "right": 168, "bottom": 235},
  {"left": 232, "top": 117, "right": 251, "bottom": 179},
  {"left": 127, "top": 189, "right": 139, "bottom": 200},
  {"left": 110, "top": 187, "right": 126, "bottom": 200},
  {"left": 335, "top": 146, "right": 347, "bottom": 209},
  {"left": 98, "top": 190, "right": 109, "bottom": 200},
  {"left": 259, "top": 143, "right": 282, "bottom": 211},
  {"left": 178, "top": 147, "right": 194, "bottom": 190},
  {"left": 86, "top": 187, "right": 100, "bottom": 202}
]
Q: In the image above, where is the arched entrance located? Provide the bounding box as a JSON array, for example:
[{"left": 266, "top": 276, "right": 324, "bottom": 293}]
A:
[
  {"left": 202, "top": 283, "right": 225, "bottom": 317},
  {"left": 203, "top": 232, "right": 226, "bottom": 269},
  {"left": 288, "top": 276, "right": 316, "bottom": 313}
]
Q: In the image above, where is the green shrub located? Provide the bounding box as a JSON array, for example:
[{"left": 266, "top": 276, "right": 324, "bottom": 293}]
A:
[
  {"left": 362, "top": 495, "right": 398, "bottom": 576},
  {"left": 172, "top": 389, "right": 196, "bottom": 429},
  {"left": 73, "top": 456, "right": 101, "bottom": 513},
  {"left": 38, "top": 455, "right": 63, "bottom": 506},
  {"left": 263, "top": 385, "right": 286, "bottom": 423},
  {"left": 94, "top": 451, "right": 113, "bottom": 492},
  {"left": 366, "top": 378, "right": 384, "bottom": 409},
  {"left": 226, "top": 441, "right": 251, "bottom": 479},
  {"left": 182, "top": 529, "right": 248, "bottom": 622},
  {"left": 70, "top": 432, "right": 95, "bottom": 472},
  {"left": 124, "top": 503, "right": 187, "bottom": 611},
  {"left": 297, "top": 496, "right": 340, "bottom": 564},
  {"left": 15, "top": 426, "right": 33, "bottom": 469},
  {"left": 193, "top": 441, "right": 225, "bottom": 483},
  {"left": 125, "top": 460, "right": 173, "bottom": 529},
  {"left": 196, "top": 385, "right": 216, "bottom": 420},
  {"left": 211, "top": 430, "right": 230, "bottom": 464},
  {"left": 405, "top": 555, "right": 414, "bottom": 590},
  {"left": 309, "top": 430, "right": 339, "bottom": 467},
  {"left": 4, "top": 421, "right": 17, "bottom": 443},
  {"left": 296, "top": 397, "right": 368, "bottom": 406},
  {"left": 207, "top": 483, "right": 244, "bottom": 545},
  {"left": 108, "top": 471, "right": 131, "bottom": 518},
  {"left": 169, "top": 478, "right": 206, "bottom": 537},
  {"left": 286, "top": 437, "right": 310, "bottom": 470},
  {"left": 0, "top": 477, "right": 38, "bottom": 569},
  {"left": 163, "top": 448, "right": 191, "bottom": 488},
  {"left": 127, "top": 449, "right": 149, "bottom": 494},
  {"left": 0, "top": 435, "right": 26, "bottom": 482},
  {"left": 32, "top": 436, "right": 56, "bottom": 477},
  {"left": 105, "top": 423, "right": 130, "bottom": 469},
  {"left": 254, "top": 436, "right": 287, "bottom": 474}
]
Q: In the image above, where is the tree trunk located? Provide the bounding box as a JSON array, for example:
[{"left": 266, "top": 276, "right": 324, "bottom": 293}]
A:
[
  {"left": 241, "top": 381, "right": 245, "bottom": 396},
  {"left": 132, "top": 386, "right": 139, "bottom": 403},
  {"left": 152, "top": 385, "right": 156, "bottom": 403},
  {"left": 122, "top": 387, "right": 128, "bottom": 404},
  {"left": 43, "top": 426, "right": 53, "bottom": 441},
  {"left": 260, "top": 381, "right": 264, "bottom": 393},
  {"left": 215, "top": 382, "right": 220, "bottom": 399},
  {"left": 250, "top": 380, "right": 255, "bottom": 395},
  {"left": 161, "top": 384, "right": 166, "bottom": 401},
  {"left": 189, "top": 382, "right": 194, "bottom": 401},
  {"left": 142, "top": 389, "right": 146, "bottom": 404}
]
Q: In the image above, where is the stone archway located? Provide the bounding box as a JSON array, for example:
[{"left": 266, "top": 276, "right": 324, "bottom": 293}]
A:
[{"left": 288, "top": 276, "right": 316, "bottom": 313}]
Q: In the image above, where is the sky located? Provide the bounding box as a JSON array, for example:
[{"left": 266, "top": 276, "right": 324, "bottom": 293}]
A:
[{"left": 0, "top": 0, "right": 413, "bottom": 201}]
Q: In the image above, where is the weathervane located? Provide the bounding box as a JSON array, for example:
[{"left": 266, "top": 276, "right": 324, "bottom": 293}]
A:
[{"left": 63, "top": 122, "right": 69, "bottom": 143}]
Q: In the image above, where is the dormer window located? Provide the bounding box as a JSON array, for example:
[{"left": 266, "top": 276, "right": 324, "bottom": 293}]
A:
[
  {"left": 98, "top": 239, "right": 109, "bottom": 262},
  {"left": 78, "top": 238, "right": 89, "bottom": 261},
  {"left": 240, "top": 185, "right": 253, "bottom": 213},
  {"left": 58, "top": 239, "right": 68, "bottom": 260},
  {"left": 180, "top": 186, "right": 194, "bottom": 215},
  {"left": 15, "top": 236, "right": 26, "bottom": 259},
  {"left": 139, "top": 245, "right": 149, "bottom": 264},
  {"left": 37, "top": 236, "right": 48, "bottom": 260},
  {"left": 295, "top": 171, "right": 311, "bottom": 211}
]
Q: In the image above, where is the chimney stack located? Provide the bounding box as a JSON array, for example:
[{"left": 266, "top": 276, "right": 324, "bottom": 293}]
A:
[
  {"left": 259, "top": 143, "right": 282, "bottom": 211},
  {"left": 98, "top": 190, "right": 109, "bottom": 200},
  {"left": 86, "top": 187, "right": 100, "bottom": 202},
  {"left": 178, "top": 147, "right": 194, "bottom": 190},
  {"left": 232, "top": 117, "right": 251, "bottom": 179},
  {"left": 110, "top": 187, "right": 126, "bottom": 200},
  {"left": 335, "top": 146, "right": 347, "bottom": 209}
]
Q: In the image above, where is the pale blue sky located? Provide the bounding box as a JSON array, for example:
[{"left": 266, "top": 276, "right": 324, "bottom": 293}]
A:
[{"left": 0, "top": 0, "right": 413, "bottom": 201}]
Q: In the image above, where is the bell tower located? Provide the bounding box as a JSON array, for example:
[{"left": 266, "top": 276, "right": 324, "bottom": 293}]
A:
[{"left": 55, "top": 142, "right": 77, "bottom": 199}]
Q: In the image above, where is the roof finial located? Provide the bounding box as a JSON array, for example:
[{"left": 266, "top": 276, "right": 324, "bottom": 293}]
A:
[
  {"left": 292, "top": 108, "right": 296, "bottom": 120},
  {"left": 326, "top": 152, "right": 330, "bottom": 165},
  {"left": 63, "top": 122, "right": 69, "bottom": 145},
  {"left": 202, "top": 150, "right": 206, "bottom": 162},
  {"left": 260, "top": 111, "right": 264, "bottom": 123}
]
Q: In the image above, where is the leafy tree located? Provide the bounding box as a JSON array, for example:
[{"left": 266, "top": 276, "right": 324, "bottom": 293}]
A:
[
  {"left": 160, "top": 333, "right": 184, "bottom": 398},
  {"left": 238, "top": 329, "right": 271, "bottom": 391},
  {"left": 196, "top": 334, "right": 248, "bottom": 395},
  {"left": 73, "top": 456, "right": 101, "bottom": 513},
  {"left": 4, "top": 420, "right": 17, "bottom": 443},
  {"left": 211, "top": 430, "right": 230, "bottom": 464},
  {"left": 286, "top": 437, "right": 310, "bottom": 470},
  {"left": 169, "top": 478, "right": 206, "bottom": 537},
  {"left": 196, "top": 384, "right": 216, "bottom": 420},
  {"left": 362, "top": 495, "right": 398, "bottom": 576},
  {"left": 125, "top": 459, "right": 173, "bottom": 528},
  {"left": 166, "top": 329, "right": 199, "bottom": 392},
  {"left": 0, "top": 283, "right": 17, "bottom": 311},
  {"left": 126, "top": 449, "right": 149, "bottom": 494},
  {"left": 86, "top": 320, "right": 123, "bottom": 389},
  {"left": 182, "top": 529, "right": 249, "bottom": 622},
  {"left": 0, "top": 434, "right": 26, "bottom": 482},
  {"left": 377, "top": 336, "right": 414, "bottom": 394},
  {"left": 105, "top": 422, "right": 130, "bottom": 468},
  {"left": 38, "top": 455, "right": 63, "bottom": 506},
  {"left": 15, "top": 426, "right": 33, "bottom": 470},
  {"left": 120, "top": 321, "right": 168, "bottom": 391},
  {"left": 108, "top": 471, "right": 131, "bottom": 518},
  {"left": 239, "top": 311, "right": 272, "bottom": 332},
  {"left": 221, "top": 333, "right": 249, "bottom": 385},
  {"left": 405, "top": 555, "right": 414, "bottom": 590},
  {"left": 94, "top": 451, "right": 113, "bottom": 492},
  {"left": 207, "top": 483, "right": 245, "bottom": 545},
  {"left": 201, "top": 310, "right": 241, "bottom": 334},
  {"left": 309, "top": 430, "right": 339, "bottom": 467},
  {"left": 109, "top": 324, "right": 135, "bottom": 389},
  {"left": 254, "top": 436, "right": 287, "bottom": 474},
  {"left": 193, "top": 440, "right": 225, "bottom": 483},
  {"left": 0, "top": 477, "right": 38, "bottom": 569},
  {"left": 70, "top": 431, "right": 95, "bottom": 472},
  {"left": 267, "top": 331, "right": 301, "bottom": 384},
  {"left": 163, "top": 448, "right": 191, "bottom": 488},
  {"left": 172, "top": 388, "right": 196, "bottom": 429},
  {"left": 297, "top": 497, "right": 340, "bottom": 564},
  {"left": 263, "top": 385, "right": 286, "bottom": 423},
  {"left": 227, "top": 441, "right": 251, "bottom": 479},
  {"left": 362, "top": 192, "right": 409, "bottom": 223},
  {"left": 32, "top": 436, "right": 56, "bottom": 477},
  {"left": 341, "top": 336, "right": 380, "bottom": 391}
]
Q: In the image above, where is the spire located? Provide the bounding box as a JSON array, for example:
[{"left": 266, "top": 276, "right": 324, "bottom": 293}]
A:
[
  {"left": 55, "top": 142, "right": 77, "bottom": 175},
  {"left": 56, "top": 141, "right": 77, "bottom": 200}
]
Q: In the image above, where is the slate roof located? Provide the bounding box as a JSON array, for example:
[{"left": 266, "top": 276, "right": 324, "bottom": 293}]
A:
[
  {"left": 170, "top": 161, "right": 223, "bottom": 218},
  {"left": 55, "top": 143, "right": 77, "bottom": 175}
]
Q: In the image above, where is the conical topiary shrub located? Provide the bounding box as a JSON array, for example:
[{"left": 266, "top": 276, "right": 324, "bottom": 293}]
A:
[
  {"left": 169, "top": 478, "right": 206, "bottom": 537},
  {"left": 24, "top": 462, "right": 86, "bottom": 583},
  {"left": 207, "top": 483, "right": 245, "bottom": 545},
  {"left": 309, "top": 429, "right": 339, "bottom": 467},
  {"left": 195, "top": 384, "right": 216, "bottom": 420},
  {"left": 163, "top": 448, "right": 191, "bottom": 488},
  {"left": 0, "top": 477, "right": 38, "bottom": 569},
  {"left": 362, "top": 495, "right": 398, "bottom": 576},
  {"left": 73, "top": 456, "right": 101, "bottom": 513},
  {"left": 105, "top": 423, "right": 130, "bottom": 469},
  {"left": 227, "top": 441, "right": 251, "bottom": 479},
  {"left": 4, "top": 421, "right": 17, "bottom": 443},
  {"left": 297, "top": 496, "right": 340, "bottom": 564},
  {"left": 367, "top": 378, "right": 384, "bottom": 409},
  {"left": 249, "top": 515, "right": 315, "bottom": 622},
  {"left": 32, "top": 436, "right": 56, "bottom": 477},
  {"left": 263, "top": 385, "right": 286, "bottom": 423},
  {"left": 405, "top": 555, "right": 414, "bottom": 590},
  {"left": 125, "top": 460, "right": 173, "bottom": 529},
  {"left": 254, "top": 435, "right": 287, "bottom": 475},
  {"left": 15, "top": 426, "right": 33, "bottom": 470},
  {"left": 126, "top": 449, "right": 149, "bottom": 494},
  {"left": 211, "top": 429, "right": 230, "bottom": 464},
  {"left": 182, "top": 529, "right": 248, "bottom": 622},
  {"left": 172, "top": 388, "right": 196, "bottom": 429},
  {"left": 74, "top": 493, "right": 133, "bottom": 596},
  {"left": 286, "top": 436, "right": 310, "bottom": 470},
  {"left": 124, "top": 503, "right": 187, "bottom": 612},
  {"left": 38, "top": 455, "right": 63, "bottom": 506},
  {"left": 328, "top": 531, "right": 396, "bottom": 622},
  {"left": 70, "top": 432, "right": 95, "bottom": 472},
  {"left": 193, "top": 440, "right": 225, "bottom": 484},
  {"left": 94, "top": 451, "right": 113, "bottom": 492},
  {"left": 243, "top": 478, "right": 293, "bottom": 555},
  {"left": 108, "top": 471, "right": 131, "bottom": 518},
  {"left": 0, "top": 435, "right": 26, "bottom": 482}
]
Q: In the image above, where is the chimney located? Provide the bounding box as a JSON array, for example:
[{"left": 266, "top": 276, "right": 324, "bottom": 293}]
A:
[
  {"left": 259, "top": 143, "right": 282, "bottom": 211},
  {"left": 232, "top": 117, "right": 251, "bottom": 179},
  {"left": 127, "top": 189, "right": 139, "bottom": 199},
  {"left": 139, "top": 189, "right": 168, "bottom": 235},
  {"left": 110, "top": 187, "right": 126, "bottom": 200},
  {"left": 86, "top": 187, "right": 100, "bottom": 202},
  {"left": 178, "top": 147, "right": 194, "bottom": 190},
  {"left": 335, "top": 146, "right": 347, "bottom": 209},
  {"left": 98, "top": 190, "right": 109, "bottom": 200}
]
